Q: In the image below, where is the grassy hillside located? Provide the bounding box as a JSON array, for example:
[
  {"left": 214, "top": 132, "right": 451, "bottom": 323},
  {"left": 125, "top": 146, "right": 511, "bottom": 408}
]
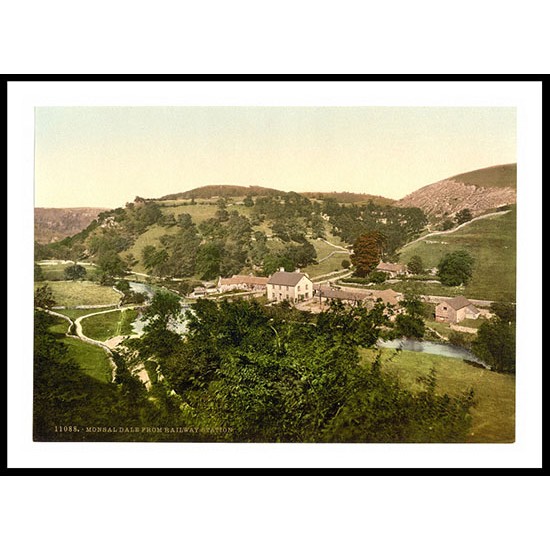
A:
[
  {"left": 37, "top": 262, "right": 99, "bottom": 281},
  {"left": 362, "top": 349, "right": 515, "bottom": 443},
  {"left": 35, "top": 281, "right": 120, "bottom": 307},
  {"left": 80, "top": 309, "right": 138, "bottom": 341},
  {"left": 47, "top": 315, "right": 113, "bottom": 383},
  {"left": 398, "top": 208, "right": 516, "bottom": 302},
  {"left": 449, "top": 163, "right": 516, "bottom": 189},
  {"left": 301, "top": 191, "right": 395, "bottom": 205},
  {"left": 160, "top": 185, "right": 283, "bottom": 200}
]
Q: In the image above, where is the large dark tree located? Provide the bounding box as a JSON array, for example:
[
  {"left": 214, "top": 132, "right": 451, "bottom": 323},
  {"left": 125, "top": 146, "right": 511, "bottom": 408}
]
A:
[
  {"left": 64, "top": 263, "right": 87, "bottom": 280},
  {"left": 437, "top": 250, "right": 475, "bottom": 286},
  {"left": 34, "top": 284, "right": 56, "bottom": 309},
  {"left": 407, "top": 255, "right": 424, "bottom": 275},
  {"left": 351, "top": 231, "right": 386, "bottom": 277},
  {"left": 393, "top": 291, "right": 426, "bottom": 339},
  {"left": 455, "top": 208, "right": 473, "bottom": 225}
]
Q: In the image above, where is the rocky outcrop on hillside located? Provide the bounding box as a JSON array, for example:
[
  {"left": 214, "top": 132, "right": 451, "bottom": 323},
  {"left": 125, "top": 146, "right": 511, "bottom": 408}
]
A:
[
  {"left": 396, "top": 179, "right": 516, "bottom": 218},
  {"left": 34, "top": 207, "right": 107, "bottom": 243}
]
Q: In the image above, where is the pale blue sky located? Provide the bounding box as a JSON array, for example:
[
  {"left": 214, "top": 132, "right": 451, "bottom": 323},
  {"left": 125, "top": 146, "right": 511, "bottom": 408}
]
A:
[{"left": 35, "top": 106, "right": 516, "bottom": 207}]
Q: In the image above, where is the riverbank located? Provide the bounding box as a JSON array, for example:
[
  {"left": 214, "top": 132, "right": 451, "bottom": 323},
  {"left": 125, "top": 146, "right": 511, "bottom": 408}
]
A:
[{"left": 361, "top": 348, "right": 515, "bottom": 443}]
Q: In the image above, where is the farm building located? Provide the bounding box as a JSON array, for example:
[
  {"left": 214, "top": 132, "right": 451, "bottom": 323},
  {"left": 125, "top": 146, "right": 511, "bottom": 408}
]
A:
[
  {"left": 314, "top": 285, "right": 366, "bottom": 305},
  {"left": 217, "top": 275, "right": 268, "bottom": 293},
  {"left": 435, "top": 296, "right": 480, "bottom": 323},
  {"left": 267, "top": 268, "right": 313, "bottom": 303},
  {"left": 364, "top": 288, "right": 405, "bottom": 319},
  {"left": 376, "top": 261, "right": 408, "bottom": 278}
]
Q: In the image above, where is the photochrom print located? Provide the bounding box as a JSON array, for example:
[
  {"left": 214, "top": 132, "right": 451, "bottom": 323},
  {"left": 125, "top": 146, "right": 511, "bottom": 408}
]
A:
[{"left": 33, "top": 106, "right": 516, "bottom": 443}]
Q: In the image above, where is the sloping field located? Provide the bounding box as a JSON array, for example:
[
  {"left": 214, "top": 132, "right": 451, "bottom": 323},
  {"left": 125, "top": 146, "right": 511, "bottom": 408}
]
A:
[
  {"left": 36, "top": 281, "right": 120, "bottom": 307},
  {"left": 124, "top": 224, "right": 178, "bottom": 272},
  {"left": 398, "top": 208, "right": 516, "bottom": 302},
  {"left": 449, "top": 163, "right": 517, "bottom": 189},
  {"left": 362, "top": 349, "right": 515, "bottom": 443},
  {"left": 80, "top": 309, "right": 138, "bottom": 341}
]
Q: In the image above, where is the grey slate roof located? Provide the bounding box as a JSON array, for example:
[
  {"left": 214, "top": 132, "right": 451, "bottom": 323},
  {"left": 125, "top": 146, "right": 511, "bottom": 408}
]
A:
[
  {"left": 444, "top": 296, "right": 478, "bottom": 311},
  {"left": 267, "top": 271, "right": 309, "bottom": 286}
]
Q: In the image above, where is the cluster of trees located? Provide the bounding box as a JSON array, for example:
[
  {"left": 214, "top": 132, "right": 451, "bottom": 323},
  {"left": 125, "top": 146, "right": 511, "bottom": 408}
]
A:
[
  {"left": 33, "top": 309, "right": 191, "bottom": 442},
  {"left": 119, "top": 296, "right": 474, "bottom": 442},
  {"left": 407, "top": 255, "right": 424, "bottom": 275},
  {"left": 322, "top": 199, "right": 427, "bottom": 253},
  {"left": 473, "top": 302, "right": 516, "bottom": 373},
  {"left": 438, "top": 250, "right": 475, "bottom": 286},
  {"left": 139, "top": 205, "right": 319, "bottom": 281},
  {"left": 114, "top": 279, "right": 147, "bottom": 305},
  {"left": 436, "top": 209, "right": 473, "bottom": 231},
  {"left": 63, "top": 263, "right": 87, "bottom": 280},
  {"left": 393, "top": 291, "right": 427, "bottom": 339},
  {"left": 35, "top": 190, "right": 431, "bottom": 286}
]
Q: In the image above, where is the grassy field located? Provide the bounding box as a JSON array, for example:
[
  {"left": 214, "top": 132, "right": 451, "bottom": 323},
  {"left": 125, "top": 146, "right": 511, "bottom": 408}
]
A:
[
  {"left": 457, "top": 317, "right": 484, "bottom": 329},
  {"left": 398, "top": 208, "right": 516, "bottom": 302},
  {"left": 47, "top": 316, "right": 112, "bottom": 383},
  {"left": 38, "top": 262, "right": 99, "bottom": 281},
  {"left": 48, "top": 316, "right": 70, "bottom": 335},
  {"left": 306, "top": 255, "right": 350, "bottom": 278},
  {"left": 35, "top": 281, "right": 120, "bottom": 307},
  {"left": 159, "top": 203, "right": 218, "bottom": 224},
  {"left": 64, "top": 336, "right": 113, "bottom": 382},
  {"left": 124, "top": 224, "right": 179, "bottom": 272},
  {"left": 361, "top": 348, "right": 515, "bottom": 443},
  {"left": 80, "top": 309, "right": 138, "bottom": 341}
]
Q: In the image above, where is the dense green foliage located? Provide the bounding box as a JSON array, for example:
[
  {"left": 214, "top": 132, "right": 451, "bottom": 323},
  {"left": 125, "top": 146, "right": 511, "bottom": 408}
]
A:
[
  {"left": 398, "top": 209, "right": 516, "bottom": 302},
  {"left": 36, "top": 191, "right": 426, "bottom": 283},
  {"left": 35, "top": 263, "right": 44, "bottom": 281},
  {"left": 125, "top": 298, "right": 475, "bottom": 442},
  {"left": 64, "top": 263, "right": 87, "bottom": 280},
  {"left": 455, "top": 208, "right": 473, "bottom": 225},
  {"left": 33, "top": 310, "right": 200, "bottom": 442},
  {"left": 473, "top": 302, "right": 516, "bottom": 373},
  {"left": 437, "top": 250, "right": 475, "bottom": 286},
  {"left": 392, "top": 292, "right": 426, "bottom": 339},
  {"left": 367, "top": 271, "right": 388, "bottom": 284},
  {"left": 34, "top": 284, "right": 56, "bottom": 309},
  {"left": 323, "top": 199, "right": 427, "bottom": 253},
  {"left": 407, "top": 255, "right": 424, "bottom": 275}
]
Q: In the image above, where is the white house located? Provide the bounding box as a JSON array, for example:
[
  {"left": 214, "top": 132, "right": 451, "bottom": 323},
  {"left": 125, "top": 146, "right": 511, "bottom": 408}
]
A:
[{"left": 266, "top": 268, "right": 313, "bottom": 303}]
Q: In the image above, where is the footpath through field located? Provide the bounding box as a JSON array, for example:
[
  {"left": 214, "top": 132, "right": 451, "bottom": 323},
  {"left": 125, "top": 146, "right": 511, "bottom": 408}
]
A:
[{"left": 399, "top": 210, "right": 509, "bottom": 251}]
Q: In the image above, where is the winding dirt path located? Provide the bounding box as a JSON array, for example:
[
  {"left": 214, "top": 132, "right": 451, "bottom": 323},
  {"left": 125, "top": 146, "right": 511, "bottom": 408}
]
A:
[
  {"left": 46, "top": 305, "right": 151, "bottom": 387},
  {"left": 399, "top": 210, "right": 509, "bottom": 251}
]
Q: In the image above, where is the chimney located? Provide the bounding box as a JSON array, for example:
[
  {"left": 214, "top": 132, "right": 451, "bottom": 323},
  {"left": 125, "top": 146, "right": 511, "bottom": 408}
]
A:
[
  {"left": 295, "top": 268, "right": 300, "bottom": 273},
  {"left": 279, "top": 267, "right": 285, "bottom": 272}
]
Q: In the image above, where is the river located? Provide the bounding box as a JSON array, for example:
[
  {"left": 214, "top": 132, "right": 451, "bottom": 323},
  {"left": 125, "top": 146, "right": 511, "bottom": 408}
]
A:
[
  {"left": 377, "top": 338, "right": 489, "bottom": 369},
  {"left": 128, "top": 281, "right": 189, "bottom": 336}
]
